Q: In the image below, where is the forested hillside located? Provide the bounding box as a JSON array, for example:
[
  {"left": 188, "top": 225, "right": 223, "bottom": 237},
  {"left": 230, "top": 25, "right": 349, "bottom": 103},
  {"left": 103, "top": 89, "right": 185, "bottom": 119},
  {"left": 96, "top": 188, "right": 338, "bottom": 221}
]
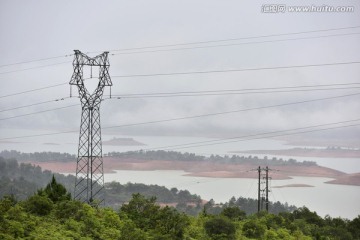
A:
[
  {"left": 0, "top": 150, "right": 76, "bottom": 162},
  {"left": 0, "top": 157, "right": 75, "bottom": 200},
  {"left": 0, "top": 157, "right": 295, "bottom": 216},
  {"left": 0, "top": 157, "right": 201, "bottom": 212}
]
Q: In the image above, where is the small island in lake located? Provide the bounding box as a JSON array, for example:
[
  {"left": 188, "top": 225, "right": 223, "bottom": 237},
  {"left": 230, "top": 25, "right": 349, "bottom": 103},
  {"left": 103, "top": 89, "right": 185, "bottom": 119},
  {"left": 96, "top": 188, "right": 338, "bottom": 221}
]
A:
[{"left": 102, "top": 137, "right": 146, "bottom": 146}]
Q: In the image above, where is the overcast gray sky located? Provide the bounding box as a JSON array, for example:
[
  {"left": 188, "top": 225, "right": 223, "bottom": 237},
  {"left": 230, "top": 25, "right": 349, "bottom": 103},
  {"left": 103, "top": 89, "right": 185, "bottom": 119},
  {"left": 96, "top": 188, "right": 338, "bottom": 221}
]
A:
[{"left": 0, "top": 0, "right": 359, "bottom": 149}]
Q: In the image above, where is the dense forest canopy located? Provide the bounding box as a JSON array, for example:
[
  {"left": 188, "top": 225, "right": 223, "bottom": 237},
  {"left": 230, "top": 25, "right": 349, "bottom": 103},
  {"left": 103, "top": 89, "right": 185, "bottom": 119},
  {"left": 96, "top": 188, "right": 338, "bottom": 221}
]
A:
[
  {"left": 108, "top": 150, "right": 317, "bottom": 166},
  {"left": 1, "top": 183, "right": 359, "bottom": 239}
]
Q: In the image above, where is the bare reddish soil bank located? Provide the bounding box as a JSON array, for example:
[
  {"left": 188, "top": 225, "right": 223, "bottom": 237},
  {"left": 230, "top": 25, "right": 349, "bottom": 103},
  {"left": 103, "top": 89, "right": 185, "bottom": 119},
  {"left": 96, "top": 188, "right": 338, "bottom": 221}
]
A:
[{"left": 28, "top": 157, "right": 360, "bottom": 186}]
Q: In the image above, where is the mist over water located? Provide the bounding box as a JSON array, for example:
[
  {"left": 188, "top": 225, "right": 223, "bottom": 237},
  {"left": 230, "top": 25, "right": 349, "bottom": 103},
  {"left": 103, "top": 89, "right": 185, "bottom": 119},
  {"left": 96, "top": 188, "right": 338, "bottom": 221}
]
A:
[{"left": 1, "top": 129, "right": 359, "bottom": 173}]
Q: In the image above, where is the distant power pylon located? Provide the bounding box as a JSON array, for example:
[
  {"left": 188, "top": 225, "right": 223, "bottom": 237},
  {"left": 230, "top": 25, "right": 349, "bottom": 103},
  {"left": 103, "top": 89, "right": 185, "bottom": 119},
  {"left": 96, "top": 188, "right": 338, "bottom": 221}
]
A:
[
  {"left": 69, "top": 50, "right": 112, "bottom": 204},
  {"left": 257, "top": 166, "right": 271, "bottom": 212}
]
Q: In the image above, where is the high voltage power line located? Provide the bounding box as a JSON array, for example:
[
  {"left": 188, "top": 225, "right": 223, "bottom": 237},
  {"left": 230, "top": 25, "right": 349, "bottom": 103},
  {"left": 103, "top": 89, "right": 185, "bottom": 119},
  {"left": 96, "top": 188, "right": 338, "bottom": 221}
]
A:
[
  {"left": 1, "top": 83, "right": 359, "bottom": 112},
  {"left": 0, "top": 61, "right": 71, "bottom": 75},
  {"left": 1, "top": 119, "right": 359, "bottom": 153},
  {"left": 1, "top": 25, "right": 357, "bottom": 68},
  {"left": 0, "top": 92, "right": 359, "bottom": 138},
  {"left": 0, "top": 92, "right": 359, "bottom": 121},
  {"left": 110, "top": 32, "right": 360, "bottom": 56},
  {"left": 110, "top": 61, "right": 360, "bottom": 78},
  {"left": 110, "top": 82, "right": 360, "bottom": 97},
  {"left": 0, "top": 26, "right": 358, "bottom": 152},
  {"left": 0, "top": 79, "right": 94, "bottom": 99},
  {"left": 2, "top": 61, "right": 359, "bottom": 99},
  {"left": 0, "top": 96, "right": 72, "bottom": 113},
  {"left": 140, "top": 120, "right": 360, "bottom": 151},
  {"left": 0, "top": 104, "right": 79, "bottom": 121},
  {"left": 97, "top": 25, "right": 360, "bottom": 53},
  {"left": 102, "top": 93, "right": 359, "bottom": 129},
  {"left": 0, "top": 26, "right": 359, "bottom": 74},
  {"left": 0, "top": 83, "right": 68, "bottom": 99},
  {"left": 0, "top": 55, "right": 73, "bottom": 68},
  {"left": 110, "top": 86, "right": 360, "bottom": 99}
]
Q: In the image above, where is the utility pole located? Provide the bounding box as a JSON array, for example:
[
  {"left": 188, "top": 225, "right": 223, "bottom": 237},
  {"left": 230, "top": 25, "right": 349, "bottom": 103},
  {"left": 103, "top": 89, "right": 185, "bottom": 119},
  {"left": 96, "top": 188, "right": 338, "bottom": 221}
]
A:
[
  {"left": 265, "top": 166, "right": 269, "bottom": 211},
  {"left": 257, "top": 166, "right": 261, "bottom": 212},
  {"left": 69, "top": 50, "right": 112, "bottom": 205}
]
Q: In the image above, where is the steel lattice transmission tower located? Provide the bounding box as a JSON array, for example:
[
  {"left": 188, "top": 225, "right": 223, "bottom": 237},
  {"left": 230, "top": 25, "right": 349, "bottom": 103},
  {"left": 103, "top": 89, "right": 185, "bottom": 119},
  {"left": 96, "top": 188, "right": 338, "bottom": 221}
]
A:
[{"left": 69, "top": 50, "right": 112, "bottom": 204}]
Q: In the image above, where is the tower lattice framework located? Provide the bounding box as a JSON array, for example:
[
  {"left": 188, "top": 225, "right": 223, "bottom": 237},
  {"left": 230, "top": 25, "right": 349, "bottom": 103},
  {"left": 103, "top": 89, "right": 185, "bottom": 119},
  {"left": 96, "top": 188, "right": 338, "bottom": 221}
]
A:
[{"left": 69, "top": 50, "right": 112, "bottom": 204}]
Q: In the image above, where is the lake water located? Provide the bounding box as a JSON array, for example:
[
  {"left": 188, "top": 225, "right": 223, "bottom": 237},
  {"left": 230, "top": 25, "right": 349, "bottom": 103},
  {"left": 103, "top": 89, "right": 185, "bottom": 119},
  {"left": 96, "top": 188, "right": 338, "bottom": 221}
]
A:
[{"left": 104, "top": 170, "right": 360, "bottom": 220}]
